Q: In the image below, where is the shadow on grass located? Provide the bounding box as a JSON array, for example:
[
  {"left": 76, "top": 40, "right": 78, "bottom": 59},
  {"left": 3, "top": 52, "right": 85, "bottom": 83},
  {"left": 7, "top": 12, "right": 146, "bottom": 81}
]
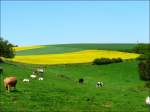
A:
[
  {"left": 11, "top": 89, "right": 21, "bottom": 93},
  {"left": 1, "top": 89, "right": 24, "bottom": 94}
]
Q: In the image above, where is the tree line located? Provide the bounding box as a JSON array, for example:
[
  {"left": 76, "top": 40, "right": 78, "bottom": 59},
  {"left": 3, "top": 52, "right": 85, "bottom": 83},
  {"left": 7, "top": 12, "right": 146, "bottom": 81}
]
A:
[{"left": 0, "top": 37, "right": 15, "bottom": 58}]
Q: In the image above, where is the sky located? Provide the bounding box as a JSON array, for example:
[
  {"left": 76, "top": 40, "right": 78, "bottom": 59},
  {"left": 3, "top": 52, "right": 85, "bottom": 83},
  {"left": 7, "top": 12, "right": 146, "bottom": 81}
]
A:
[{"left": 1, "top": 1, "right": 149, "bottom": 46}]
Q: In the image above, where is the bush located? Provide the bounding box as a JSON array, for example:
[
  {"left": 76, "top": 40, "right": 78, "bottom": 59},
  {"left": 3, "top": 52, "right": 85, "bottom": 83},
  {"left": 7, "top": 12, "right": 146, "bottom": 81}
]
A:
[
  {"left": 111, "top": 58, "right": 122, "bottom": 63},
  {"left": 0, "top": 37, "right": 15, "bottom": 58},
  {"left": 93, "top": 58, "right": 122, "bottom": 65},
  {"left": 133, "top": 44, "right": 150, "bottom": 54},
  {"left": 93, "top": 58, "right": 111, "bottom": 65},
  {"left": 138, "top": 60, "right": 150, "bottom": 81},
  {"left": 136, "top": 54, "right": 149, "bottom": 61}
]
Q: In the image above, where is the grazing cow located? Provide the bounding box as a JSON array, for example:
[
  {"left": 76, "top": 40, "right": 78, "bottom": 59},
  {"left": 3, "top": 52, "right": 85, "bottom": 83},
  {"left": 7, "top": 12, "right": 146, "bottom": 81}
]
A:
[
  {"left": 23, "top": 78, "right": 30, "bottom": 82},
  {"left": 0, "top": 67, "right": 3, "bottom": 74},
  {"left": 36, "top": 68, "right": 44, "bottom": 77},
  {"left": 146, "top": 96, "right": 150, "bottom": 105},
  {"left": 30, "top": 74, "right": 36, "bottom": 78},
  {"left": 79, "top": 78, "right": 84, "bottom": 84},
  {"left": 4, "top": 77, "right": 17, "bottom": 92},
  {"left": 39, "top": 77, "right": 43, "bottom": 80},
  {"left": 96, "top": 81, "right": 104, "bottom": 88},
  {"left": 32, "top": 67, "right": 44, "bottom": 78}
]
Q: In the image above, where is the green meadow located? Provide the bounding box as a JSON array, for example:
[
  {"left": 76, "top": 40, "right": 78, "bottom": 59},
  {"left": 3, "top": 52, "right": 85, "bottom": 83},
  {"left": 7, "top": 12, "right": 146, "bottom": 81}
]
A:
[{"left": 0, "top": 44, "right": 149, "bottom": 112}]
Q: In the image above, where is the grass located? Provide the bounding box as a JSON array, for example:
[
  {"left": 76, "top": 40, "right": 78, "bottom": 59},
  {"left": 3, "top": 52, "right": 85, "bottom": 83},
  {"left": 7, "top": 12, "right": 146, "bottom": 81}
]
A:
[
  {"left": 16, "top": 43, "right": 137, "bottom": 56},
  {"left": 0, "top": 60, "right": 149, "bottom": 112},
  {"left": 0, "top": 44, "right": 149, "bottom": 111}
]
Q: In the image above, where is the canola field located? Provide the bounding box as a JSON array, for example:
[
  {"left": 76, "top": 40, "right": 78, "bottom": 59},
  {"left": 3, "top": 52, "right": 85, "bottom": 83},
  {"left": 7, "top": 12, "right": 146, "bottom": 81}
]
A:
[
  {"left": 14, "top": 45, "right": 45, "bottom": 51},
  {"left": 11, "top": 49, "right": 140, "bottom": 64}
]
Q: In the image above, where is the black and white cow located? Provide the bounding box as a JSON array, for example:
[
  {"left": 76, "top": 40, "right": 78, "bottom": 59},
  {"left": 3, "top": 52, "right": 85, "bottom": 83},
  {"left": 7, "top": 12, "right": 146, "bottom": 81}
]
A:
[{"left": 96, "top": 81, "right": 104, "bottom": 88}]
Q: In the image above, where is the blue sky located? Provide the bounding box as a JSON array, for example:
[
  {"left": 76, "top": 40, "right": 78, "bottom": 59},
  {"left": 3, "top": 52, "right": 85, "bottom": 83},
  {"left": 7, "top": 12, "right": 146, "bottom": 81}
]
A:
[{"left": 1, "top": 1, "right": 149, "bottom": 46}]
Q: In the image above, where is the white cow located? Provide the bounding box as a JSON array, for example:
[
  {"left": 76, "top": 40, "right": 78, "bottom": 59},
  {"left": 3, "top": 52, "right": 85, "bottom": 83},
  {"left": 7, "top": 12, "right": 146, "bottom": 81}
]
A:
[
  {"left": 39, "top": 77, "right": 43, "bottom": 80},
  {"left": 30, "top": 74, "right": 36, "bottom": 78},
  {"left": 146, "top": 96, "right": 150, "bottom": 105},
  {"left": 37, "top": 68, "right": 44, "bottom": 73},
  {"left": 23, "top": 78, "right": 30, "bottom": 82}
]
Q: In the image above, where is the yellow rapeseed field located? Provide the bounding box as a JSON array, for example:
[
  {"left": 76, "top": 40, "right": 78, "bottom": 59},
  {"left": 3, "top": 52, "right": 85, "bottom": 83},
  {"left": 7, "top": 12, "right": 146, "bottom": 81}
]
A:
[
  {"left": 10, "top": 50, "right": 140, "bottom": 65},
  {"left": 14, "top": 45, "right": 45, "bottom": 51}
]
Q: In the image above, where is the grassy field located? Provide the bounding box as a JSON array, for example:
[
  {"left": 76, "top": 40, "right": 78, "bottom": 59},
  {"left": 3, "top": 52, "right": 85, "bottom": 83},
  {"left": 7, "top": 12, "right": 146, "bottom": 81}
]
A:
[{"left": 0, "top": 44, "right": 149, "bottom": 112}]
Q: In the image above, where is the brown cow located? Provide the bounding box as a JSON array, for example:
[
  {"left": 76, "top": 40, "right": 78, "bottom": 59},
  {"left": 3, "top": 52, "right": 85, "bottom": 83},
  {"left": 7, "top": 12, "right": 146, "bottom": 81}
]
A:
[{"left": 4, "top": 77, "right": 17, "bottom": 92}]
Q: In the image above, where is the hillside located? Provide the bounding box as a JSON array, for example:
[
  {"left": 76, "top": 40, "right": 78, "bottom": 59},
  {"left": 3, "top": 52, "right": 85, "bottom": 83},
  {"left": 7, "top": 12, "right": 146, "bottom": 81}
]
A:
[
  {"left": 15, "top": 43, "right": 137, "bottom": 56},
  {"left": 0, "top": 43, "right": 149, "bottom": 112},
  {"left": 0, "top": 61, "right": 149, "bottom": 112}
]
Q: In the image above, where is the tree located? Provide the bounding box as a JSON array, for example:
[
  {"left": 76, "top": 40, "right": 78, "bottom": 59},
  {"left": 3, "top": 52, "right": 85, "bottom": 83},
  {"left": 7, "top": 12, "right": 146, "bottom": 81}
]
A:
[
  {"left": 0, "top": 37, "right": 15, "bottom": 58},
  {"left": 137, "top": 44, "right": 150, "bottom": 88},
  {"left": 139, "top": 60, "right": 150, "bottom": 81},
  {"left": 133, "top": 43, "right": 150, "bottom": 54}
]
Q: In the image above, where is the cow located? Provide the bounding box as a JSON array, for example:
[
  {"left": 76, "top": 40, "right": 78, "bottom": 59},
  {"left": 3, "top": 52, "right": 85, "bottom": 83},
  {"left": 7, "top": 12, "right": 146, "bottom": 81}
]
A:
[
  {"left": 96, "top": 81, "right": 104, "bottom": 88},
  {"left": 23, "top": 78, "right": 30, "bottom": 82},
  {"left": 30, "top": 74, "right": 37, "bottom": 78},
  {"left": 4, "top": 77, "right": 17, "bottom": 92},
  {"left": 146, "top": 96, "right": 150, "bottom": 105},
  {"left": 79, "top": 78, "right": 84, "bottom": 84}
]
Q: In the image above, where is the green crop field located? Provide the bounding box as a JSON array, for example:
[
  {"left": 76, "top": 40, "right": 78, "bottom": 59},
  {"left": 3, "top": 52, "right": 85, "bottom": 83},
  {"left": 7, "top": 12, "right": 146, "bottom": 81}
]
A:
[{"left": 0, "top": 44, "right": 149, "bottom": 112}]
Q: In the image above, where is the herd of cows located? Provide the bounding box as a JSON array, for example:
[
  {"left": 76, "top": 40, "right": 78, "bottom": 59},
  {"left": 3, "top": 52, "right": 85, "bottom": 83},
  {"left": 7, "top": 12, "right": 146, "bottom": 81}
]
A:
[
  {"left": 0, "top": 66, "right": 104, "bottom": 92},
  {"left": 0, "top": 66, "right": 44, "bottom": 92}
]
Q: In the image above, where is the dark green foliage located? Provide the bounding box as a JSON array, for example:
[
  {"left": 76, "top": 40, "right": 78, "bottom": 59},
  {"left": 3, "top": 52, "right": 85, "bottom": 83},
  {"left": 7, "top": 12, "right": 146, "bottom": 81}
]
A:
[
  {"left": 133, "top": 44, "right": 150, "bottom": 60},
  {"left": 136, "top": 54, "right": 150, "bottom": 61},
  {"left": 93, "top": 58, "right": 123, "bottom": 65},
  {"left": 138, "top": 60, "right": 150, "bottom": 81},
  {"left": 135, "top": 44, "right": 150, "bottom": 82},
  {"left": 0, "top": 37, "right": 15, "bottom": 58},
  {"left": 133, "top": 43, "right": 150, "bottom": 54},
  {"left": 93, "top": 58, "right": 111, "bottom": 65},
  {"left": 111, "top": 58, "right": 122, "bottom": 63}
]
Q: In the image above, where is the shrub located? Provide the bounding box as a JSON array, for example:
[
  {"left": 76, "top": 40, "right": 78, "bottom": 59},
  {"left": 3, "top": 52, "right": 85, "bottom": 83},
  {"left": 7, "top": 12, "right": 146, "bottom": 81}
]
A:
[
  {"left": 0, "top": 37, "right": 15, "bottom": 58},
  {"left": 93, "top": 58, "right": 111, "bottom": 65},
  {"left": 133, "top": 44, "right": 150, "bottom": 54},
  {"left": 138, "top": 60, "right": 150, "bottom": 81},
  {"left": 136, "top": 54, "right": 149, "bottom": 61},
  {"left": 93, "top": 58, "right": 122, "bottom": 65},
  {"left": 111, "top": 58, "right": 123, "bottom": 63}
]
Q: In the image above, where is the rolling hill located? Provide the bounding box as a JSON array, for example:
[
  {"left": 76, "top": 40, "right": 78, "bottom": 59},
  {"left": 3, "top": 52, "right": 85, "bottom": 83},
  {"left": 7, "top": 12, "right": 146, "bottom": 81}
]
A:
[{"left": 0, "top": 43, "right": 149, "bottom": 112}]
